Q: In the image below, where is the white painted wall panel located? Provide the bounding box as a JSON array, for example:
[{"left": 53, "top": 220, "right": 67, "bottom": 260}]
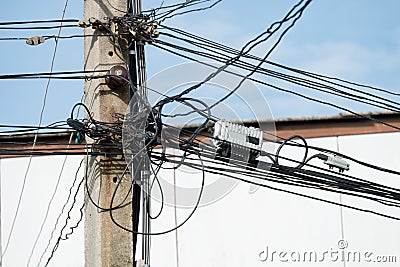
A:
[{"left": 1, "top": 132, "right": 400, "bottom": 266}]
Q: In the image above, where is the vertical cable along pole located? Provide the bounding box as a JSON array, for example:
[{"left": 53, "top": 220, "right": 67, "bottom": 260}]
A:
[{"left": 133, "top": 0, "right": 151, "bottom": 265}]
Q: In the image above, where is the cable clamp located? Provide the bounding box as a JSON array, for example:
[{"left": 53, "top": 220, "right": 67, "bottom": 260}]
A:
[
  {"left": 78, "top": 18, "right": 94, "bottom": 28},
  {"left": 130, "top": 18, "right": 159, "bottom": 43},
  {"left": 324, "top": 155, "right": 350, "bottom": 173},
  {"left": 78, "top": 17, "right": 109, "bottom": 30}
]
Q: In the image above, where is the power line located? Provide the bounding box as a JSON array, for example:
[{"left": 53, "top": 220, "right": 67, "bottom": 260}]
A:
[
  {"left": 2, "top": 0, "right": 72, "bottom": 258},
  {"left": 152, "top": 42, "right": 400, "bottom": 131},
  {"left": 158, "top": 0, "right": 312, "bottom": 103},
  {"left": 43, "top": 177, "right": 85, "bottom": 267},
  {"left": 153, "top": 0, "right": 219, "bottom": 21},
  {"left": 156, "top": 36, "right": 400, "bottom": 112},
  {"left": 0, "top": 34, "right": 110, "bottom": 42},
  {"left": 207, "top": 0, "right": 313, "bottom": 110},
  {"left": 35, "top": 160, "right": 83, "bottom": 267},
  {"left": 159, "top": 24, "right": 400, "bottom": 98},
  {"left": 156, "top": 24, "right": 400, "bottom": 112},
  {"left": 0, "top": 70, "right": 107, "bottom": 80},
  {"left": 0, "top": 25, "right": 78, "bottom": 30},
  {"left": 151, "top": 144, "right": 400, "bottom": 220},
  {"left": 26, "top": 133, "right": 75, "bottom": 266},
  {"left": 108, "top": 150, "right": 206, "bottom": 236},
  {"left": 0, "top": 19, "right": 79, "bottom": 26},
  {"left": 157, "top": 0, "right": 223, "bottom": 23}
]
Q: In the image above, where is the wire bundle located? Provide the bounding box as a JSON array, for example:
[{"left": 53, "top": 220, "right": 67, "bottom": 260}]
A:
[{"left": 3, "top": 0, "right": 400, "bottom": 266}]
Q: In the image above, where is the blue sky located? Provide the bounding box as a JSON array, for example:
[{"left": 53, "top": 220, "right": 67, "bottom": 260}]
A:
[
  {"left": 0, "top": 0, "right": 399, "bottom": 128},
  {"left": 146, "top": 0, "right": 400, "bottom": 119}
]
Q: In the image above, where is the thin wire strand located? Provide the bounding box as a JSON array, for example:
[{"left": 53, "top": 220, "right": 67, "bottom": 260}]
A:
[
  {"left": 26, "top": 133, "right": 74, "bottom": 266},
  {"left": 0, "top": 25, "right": 78, "bottom": 30},
  {"left": 155, "top": 34, "right": 400, "bottom": 112},
  {"left": 0, "top": 19, "right": 79, "bottom": 26},
  {"left": 43, "top": 177, "right": 85, "bottom": 267},
  {"left": 35, "top": 159, "right": 83, "bottom": 267},
  {"left": 2, "top": 0, "right": 70, "bottom": 258},
  {"left": 152, "top": 43, "right": 400, "bottom": 131}
]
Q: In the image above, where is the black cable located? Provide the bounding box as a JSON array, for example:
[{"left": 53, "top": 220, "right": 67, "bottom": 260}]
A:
[
  {"left": 155, "top": 145, "right": 400, "bottom": 213},
  {"left": 170, "top": 153, "right": 400, "bottom": 221},
  {"left": 154, "top": 97, "right": 213, "bottom": 147},
  {"left": 61, "top": 201, "right": 84, "bottom": 240},
  {"left": 0, "top": 25, "right": 78, "bottom": 30},
  {"left": 45, "top": 34, "right": 111, "bottom": 40},
  {"left": 155, "top": 0, "right": 312, "bottom": 107},
  {"left": 109, "top": 150, "right": 205, "bottom": 235},
  {"left": 0, "top": 34, "right": 111, "bottom": 42},
  {"left": 282, "top": 138, "right": 400, "bottom": 177},
  {"left": 161, "top": 124, "right": 400, "bottom": 203},
  {"left": 147, "top": 0, "right": 212, "bottom": 15},
  {"left": 158, "top": 0, "right": 223, "bottom": 23},
  {"left": 160, "top": 113, "right": 400, "bottom": 189},
  {"left": 208, "top": 0, "right": 313, "bottom": 111},
  {"left": 36, "top": 159, "right": 83, "bottom": 266},
  {"left": 159, "top": 25, "right": 400, "bottom": 98},
  {"left": 84, "top": 152, "right": 133, "bottom": 212},
  {"left": 152, "top": 42, "right": 400, "bottom": 131},
  {"left": 156, "top": 33, "right": 400, "bottom": 113},
  {"left": 275, "top": 135, "right": 308, "bottom": 168},
  {"left": 148, "top": 162, "right": 164, "bottom": 220},
  {"left": 0, "top": 122, "right": 70, "bottom": 135},
  {"left": 0, "top": 70, "right": 106, "bottom": 80},
  {"left": 43, "top": 177, "right": 85, "bottom": 267},
  {"left": 157, "top": 25, "right": 400, "bottom": 111},
  {"left": 270, "top": 61, "right": 400, "bottom": 97},
  {"left": 0, "top": 19, "right": 79, "bottom": 26},
  {"left": 163, "top": 150, "right": 400, "bottom": 208},
  {"left": 0, "top": 150, "right": 122, "bottom": 156},
  {"left": 0, "top": 37, "right": 27, "bottom": 41}
]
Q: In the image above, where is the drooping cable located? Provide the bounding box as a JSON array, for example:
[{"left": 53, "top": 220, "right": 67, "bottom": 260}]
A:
[
  {"left": 109, "top": 150, "right": 205, "bottom": 235},
  {"left": 43, "top": 177, "right": 85, "bottom": 267},
  {"left": 35, "top": 159, "right": 83, "bottom": 267},
  {"left": 26, "top": 133, "right": 75, "bottom": 266},
  {"left": 154, "top": 36, "right": 400, "bottom": 113},
  {"left": 2, "top": 0, "right": 71, "bottom": 258},
  {"left": 152, "top": 42, "right": 400, "bottom": 131},
  {"left": 159, "top": 24, "right": 400, "bottom": 101}
]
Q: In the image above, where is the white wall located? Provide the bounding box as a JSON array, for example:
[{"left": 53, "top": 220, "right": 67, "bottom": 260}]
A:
[
  {"left": 1, "top": 132, "right": 400, "bottom": 266},
  {"left": 150, "top": 132, "right": 400, "bottom": 267},
  {"left": 1, "top": 155, "right": 84, "bottom": 267}
]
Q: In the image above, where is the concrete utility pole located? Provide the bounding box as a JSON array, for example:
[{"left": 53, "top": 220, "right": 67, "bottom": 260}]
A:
[{"left": 84, "top": 0, "right": 133, "bottom": 266}]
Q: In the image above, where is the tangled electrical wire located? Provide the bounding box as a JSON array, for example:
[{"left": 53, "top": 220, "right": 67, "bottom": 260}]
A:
[
  {"left": 66, "top": 91, "right": 400, "bottom": 237},
  {"left": 56, "top": 0, "right": 400, "bottom": 239},
  {"left": 67, "top": 103, "right": 124, "bottom": 143},
  {"left": 149, "top": 123, "right": 400, "bottom": 221},
  {"left": 6, "top": 1, "right": 400, "bottom": 265},
  {"left": 148, "top": 0, "right": 400, "bottom": 131}
]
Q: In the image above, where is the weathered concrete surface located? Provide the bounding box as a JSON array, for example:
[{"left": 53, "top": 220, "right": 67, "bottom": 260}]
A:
[{"left": 84, "top": 1, "right": 133, "bottom": 266}]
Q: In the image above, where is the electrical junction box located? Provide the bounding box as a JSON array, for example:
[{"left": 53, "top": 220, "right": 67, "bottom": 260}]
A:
[{"left": 212, "top": 120, "right": 263, "bottom": 162}]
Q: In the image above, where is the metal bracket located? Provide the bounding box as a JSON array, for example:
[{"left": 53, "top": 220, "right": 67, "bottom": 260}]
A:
[{"left": 78, "top": 17, "right": 110, "bottom": 31}]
